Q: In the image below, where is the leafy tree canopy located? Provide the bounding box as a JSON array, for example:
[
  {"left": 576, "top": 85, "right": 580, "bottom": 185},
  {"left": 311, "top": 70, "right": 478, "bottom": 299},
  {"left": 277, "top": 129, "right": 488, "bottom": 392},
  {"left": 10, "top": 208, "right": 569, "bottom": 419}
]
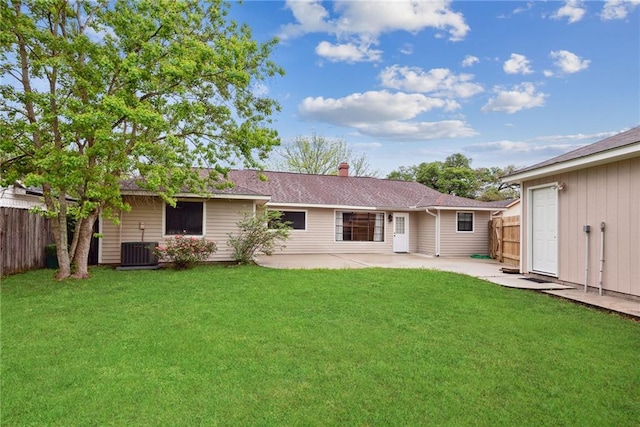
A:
[
  {"left": 272, "top": 132, "right": 379, "bottom": 177},
  {"left": 387, "top": 154, "right": 519, "bottom": 201},
  {"left": 0, "top": 0, "right": 283, "bottom": 279}
]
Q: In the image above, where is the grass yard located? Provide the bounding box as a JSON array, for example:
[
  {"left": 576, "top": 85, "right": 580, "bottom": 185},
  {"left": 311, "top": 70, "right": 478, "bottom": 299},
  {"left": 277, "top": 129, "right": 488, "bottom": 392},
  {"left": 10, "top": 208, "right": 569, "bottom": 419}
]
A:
[{"left": 2, "top": 266, "right": 639, "bottom": 426}]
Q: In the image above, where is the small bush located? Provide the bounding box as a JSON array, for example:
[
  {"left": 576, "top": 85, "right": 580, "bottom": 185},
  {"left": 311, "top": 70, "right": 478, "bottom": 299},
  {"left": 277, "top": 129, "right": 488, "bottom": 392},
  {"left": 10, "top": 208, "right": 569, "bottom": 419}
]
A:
[
  {"left": 227, "top": 210, "right": 291, "bottom": 265},
  {"left": 154, "top": 236, "right": 217, "bottom": 270},
  {"left": 44, "top": 244, "right": 57, "bottom": 257}
]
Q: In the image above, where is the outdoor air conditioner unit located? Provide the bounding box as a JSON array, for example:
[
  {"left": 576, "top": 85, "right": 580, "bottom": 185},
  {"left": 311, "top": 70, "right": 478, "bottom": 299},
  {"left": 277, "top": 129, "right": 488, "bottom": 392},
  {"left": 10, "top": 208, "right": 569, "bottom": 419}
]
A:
[{"left": 120, "top": 242, "right": 158, "bottom": 267}]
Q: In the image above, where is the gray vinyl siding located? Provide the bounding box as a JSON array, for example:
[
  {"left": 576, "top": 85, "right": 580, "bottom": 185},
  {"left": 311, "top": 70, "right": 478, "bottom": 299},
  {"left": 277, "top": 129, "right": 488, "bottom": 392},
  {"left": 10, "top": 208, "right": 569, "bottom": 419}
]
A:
[
  {"left": 521, "top": 157, "right": 640, "bottom": 298},
  {"left": 438, "top": 210, "right": 490, "bottom": 257},
  {"left": 278, "top": 207, "right": 393, "bottom": 254},
  {"left": 100, "top": 213, "right": 122, "bottom": 264},
  {"left": 417, "top": 213, "right": 436, "bottom": 255},
  {"left": 100, "top": 196, "right": 253, "bottom": 263},
  {"left": 408, "top": 212, "right": 419, "bottom": 253},
  {"left": 205, "top": 199, "right": 254, "bottom": 261}
]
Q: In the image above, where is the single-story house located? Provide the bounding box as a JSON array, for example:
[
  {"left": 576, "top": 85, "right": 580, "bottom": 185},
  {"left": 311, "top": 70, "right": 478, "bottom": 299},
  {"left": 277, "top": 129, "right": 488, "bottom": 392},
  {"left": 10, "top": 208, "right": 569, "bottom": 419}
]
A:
[
  {"left": 503, "top": 127, "right": 640, "bottom": 299},
  {"left": 0, "top": 183, "right": 46, "bottom": 210},
  {"left": 99, "top": 163, "right": 505, "bottom": 264}
]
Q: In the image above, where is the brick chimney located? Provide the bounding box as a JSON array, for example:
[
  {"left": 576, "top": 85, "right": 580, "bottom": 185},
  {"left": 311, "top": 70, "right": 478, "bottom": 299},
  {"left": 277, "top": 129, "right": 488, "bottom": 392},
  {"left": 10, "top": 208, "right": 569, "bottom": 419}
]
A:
[{"left": 338, "top": 162, "right": 349, "bottom": 177}]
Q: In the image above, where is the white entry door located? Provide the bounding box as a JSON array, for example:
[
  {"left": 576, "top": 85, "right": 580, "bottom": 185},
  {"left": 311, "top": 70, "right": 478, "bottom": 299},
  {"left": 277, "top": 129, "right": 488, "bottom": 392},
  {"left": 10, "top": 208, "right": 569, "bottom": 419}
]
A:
[
  {"left": 531, "top": 186, "right": 558, "bottom": 275},
  {"left": 393, "top": 213, "right": 409, "bottom": 253}
]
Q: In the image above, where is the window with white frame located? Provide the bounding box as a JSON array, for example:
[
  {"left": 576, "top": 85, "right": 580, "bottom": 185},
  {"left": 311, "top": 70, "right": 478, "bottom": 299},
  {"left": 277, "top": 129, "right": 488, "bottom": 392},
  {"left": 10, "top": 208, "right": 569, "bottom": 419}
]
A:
[
  {"left": 456, "top": 211, "right": 474, "bottom": 232},
  {"left": 269, "top": 210, "right": 306, "bottom": 230},
  {"left": 335, "top": 211, "right": 384, "bottom": 242},
  {"left": 165, "top": 201, "right": 204, "bottom": 235}
]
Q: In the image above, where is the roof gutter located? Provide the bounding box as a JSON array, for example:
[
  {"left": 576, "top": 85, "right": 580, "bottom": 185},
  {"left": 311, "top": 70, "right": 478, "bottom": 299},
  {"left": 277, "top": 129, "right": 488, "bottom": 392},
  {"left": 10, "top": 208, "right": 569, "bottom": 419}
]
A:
[
  {"left": 424, "top": 206, "right": 506, "bottom": 212},
  {"left": 120, "top": 190, "right": 271, "bottom": 201}
]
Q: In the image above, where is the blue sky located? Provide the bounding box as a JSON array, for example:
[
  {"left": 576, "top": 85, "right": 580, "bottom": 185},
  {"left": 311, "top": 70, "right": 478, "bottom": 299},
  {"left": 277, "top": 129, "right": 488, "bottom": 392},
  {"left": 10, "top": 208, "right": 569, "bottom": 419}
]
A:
[{"left": 232, "top": 1, "right": 640, "bottom": 175}]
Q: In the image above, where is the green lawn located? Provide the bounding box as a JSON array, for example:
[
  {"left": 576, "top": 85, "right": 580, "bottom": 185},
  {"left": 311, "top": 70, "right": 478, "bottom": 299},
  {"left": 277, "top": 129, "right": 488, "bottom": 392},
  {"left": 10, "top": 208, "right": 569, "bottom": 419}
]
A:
[{"left": 2, "top": 266, "right": 639, "bottom": 426}]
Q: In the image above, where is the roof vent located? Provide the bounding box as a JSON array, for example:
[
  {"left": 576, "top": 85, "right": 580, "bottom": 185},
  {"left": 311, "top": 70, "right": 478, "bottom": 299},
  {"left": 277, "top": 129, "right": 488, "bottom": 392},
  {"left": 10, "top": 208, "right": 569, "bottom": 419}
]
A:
[{"left": 338, "top": 162, "right": 349, "bottom": 177}]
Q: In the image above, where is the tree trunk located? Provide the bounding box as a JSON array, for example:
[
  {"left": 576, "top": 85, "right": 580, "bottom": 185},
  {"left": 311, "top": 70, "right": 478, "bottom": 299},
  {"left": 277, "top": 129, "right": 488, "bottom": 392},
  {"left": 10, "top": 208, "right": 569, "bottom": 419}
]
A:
[
  {"left": 52, "top": 211, "right": 72, "bottom": 280},
  {"left": 44, "top": 189, "right": 72, "bottom": 280},
  {"left": 71, "top": 211, "right": 98, "bottom": 279}
]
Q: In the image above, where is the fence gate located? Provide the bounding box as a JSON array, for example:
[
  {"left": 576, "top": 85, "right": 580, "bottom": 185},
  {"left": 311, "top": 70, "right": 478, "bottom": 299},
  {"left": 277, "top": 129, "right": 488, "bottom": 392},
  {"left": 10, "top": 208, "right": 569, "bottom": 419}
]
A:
[{"left": 489, "top": 215, "right": 520, "bottom": 267}]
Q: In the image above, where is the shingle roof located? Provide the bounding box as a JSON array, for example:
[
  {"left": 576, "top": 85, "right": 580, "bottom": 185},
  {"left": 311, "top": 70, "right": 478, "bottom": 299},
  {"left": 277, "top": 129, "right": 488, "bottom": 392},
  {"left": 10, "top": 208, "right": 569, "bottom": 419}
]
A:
[
  {"left": 507, "top": 127, "right": 640, "bottom": 176},
  {"left": 120, "top": 169, "right": 505, "bottom": 210},
  {"left": 119, "top": 176, "right": 266, "bottom": 197},
  {"left": 228, "top": 170, "right": 503, "bottom": 210}
]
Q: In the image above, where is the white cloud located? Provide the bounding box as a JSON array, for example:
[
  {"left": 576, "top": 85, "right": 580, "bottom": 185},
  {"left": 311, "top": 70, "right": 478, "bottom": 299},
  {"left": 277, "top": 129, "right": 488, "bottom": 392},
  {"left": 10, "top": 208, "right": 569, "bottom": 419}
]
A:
[
  {"left": 481, "top": 82, "right": 547, "bottom": 114},
  {"left": 468, "top": 140, "right": 577, "bottom": 153},
  {"left": 513, "top": 2, "right": 535, "bottom": 15},
  {"left": 352, "top": 142, "right": 383, "bottom": 149},
  {"left": 299, "top": 90, "right": 458, "bottom": 126},
  {"left": 533, "top": 130, "right": 620, "bottom": 142},
  {"left": 549, "top": 50, "right": 591, "bottom": 74},
  {"left": 601, "top": 0, "right": 640, "bottom": 20},
  {"left": 315, "top": 41, "right": 382, "bottom": 63},
  {"left": 552, "top": 1, "right": 586, "bottom": 24},
  {"left": 356, "top": 120, "right": 477, "bottom": 140},
  {"left": 330, "top": 0, "right": 469, "bottom": 41},
  {"left": 498, "top": 2, "right": 535, "bottom": 19},
  {"left": 297, "top": 91, "right": 475, "bottom": 140},
  {"left": 278, "top": 0, "right": 334, "bottom": 40},
  {"left": 503, "top": 53, "right": 533, "bottom": 75},
  {"left": 461, "top": 55, "right": 479, "bottom": 67},
  {"left": 467, "top": 130, "right": 619, "bottom": 156},
  {"left": 400, "top": 43, "right": 414, "bottom": 55},
  {"left": 279, "top": 0, "right": 470, "bottom": 40},
  {"left": 279, "top": 0, "right": 470, "bottom": 62},
  {"left": 379, "top": 65, "right": 484, "bottom": 98}
]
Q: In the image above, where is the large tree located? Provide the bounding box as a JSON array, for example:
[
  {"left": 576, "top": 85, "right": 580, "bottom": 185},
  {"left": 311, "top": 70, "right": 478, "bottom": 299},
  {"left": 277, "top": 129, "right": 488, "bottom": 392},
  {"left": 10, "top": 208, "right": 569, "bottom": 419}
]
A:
[
  {"left": 0, "top": 0, "right": 283, "bottom": 279},
  {"left": 273, "top": 132, "right": 379, "bottom": 177},
  {"left": 387, "top": 153, "right": 519, "bottom": 200}
]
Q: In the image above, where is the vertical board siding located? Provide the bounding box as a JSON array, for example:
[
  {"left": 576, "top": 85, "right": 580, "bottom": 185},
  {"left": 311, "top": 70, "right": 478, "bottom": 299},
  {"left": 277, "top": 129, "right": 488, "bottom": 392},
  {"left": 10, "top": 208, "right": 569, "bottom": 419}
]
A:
[
  {"left": 522, "top": 157, "right": 639, "bottom": 297},
  {"left": 629, "top": 161, "right": 640, "bottom": 296},
  {"left": 439, "top": 210, "right": 491, "bottom": 256},
  {"left": 0, "top": 208, "right": 54, "bottom": 276}
]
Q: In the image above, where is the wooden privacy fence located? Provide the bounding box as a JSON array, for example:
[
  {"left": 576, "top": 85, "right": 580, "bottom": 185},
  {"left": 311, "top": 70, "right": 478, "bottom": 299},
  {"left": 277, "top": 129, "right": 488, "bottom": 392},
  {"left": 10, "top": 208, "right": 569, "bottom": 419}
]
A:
[
  {"left": 489, "top": 215, "right": 520, "bottom": 267},
  {"left": 0, "top": 207, "right": 54, "bottom": 276}
]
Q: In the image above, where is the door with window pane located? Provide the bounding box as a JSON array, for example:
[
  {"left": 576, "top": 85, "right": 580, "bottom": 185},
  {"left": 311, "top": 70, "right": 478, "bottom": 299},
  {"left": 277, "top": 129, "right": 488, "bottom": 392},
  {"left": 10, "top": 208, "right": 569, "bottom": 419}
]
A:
[{"left": 393, "top": 213, "right": 409, "bottom": 252}]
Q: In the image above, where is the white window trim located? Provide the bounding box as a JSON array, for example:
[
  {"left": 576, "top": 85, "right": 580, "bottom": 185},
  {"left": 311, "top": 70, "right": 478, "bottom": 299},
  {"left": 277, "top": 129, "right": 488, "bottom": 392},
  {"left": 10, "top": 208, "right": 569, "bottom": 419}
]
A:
[
  {"left": 162, "top": 200, "right": 206, "bottom": 238},
  {"left": 269, "top": 209, "right": 308, "bottom": 232},
  {"left": 456, "top": 211, "right": 474, "bottom": 233},
  {"left": 334, "top": 210, "right": 386, "bottom": 243}
]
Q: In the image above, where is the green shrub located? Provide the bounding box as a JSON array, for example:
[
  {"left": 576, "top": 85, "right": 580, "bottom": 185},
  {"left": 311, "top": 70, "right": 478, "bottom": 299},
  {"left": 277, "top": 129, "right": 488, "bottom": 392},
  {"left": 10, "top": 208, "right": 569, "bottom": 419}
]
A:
[
  {"left": 44, "top": 244, "right": 57, "bottom": 257},
  {"left": 227, "top": 210, "right": 291, "bottom": 265},
  {"left": 154, "top": 236, "right": 217, "bottom": 270}
]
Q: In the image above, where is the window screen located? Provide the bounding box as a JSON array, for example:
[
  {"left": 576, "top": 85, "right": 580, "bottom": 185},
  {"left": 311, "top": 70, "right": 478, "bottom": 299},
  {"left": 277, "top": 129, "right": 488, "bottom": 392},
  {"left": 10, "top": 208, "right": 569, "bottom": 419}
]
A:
[{"left": 165, "top": 201, "right": 203, "bottom": 235}]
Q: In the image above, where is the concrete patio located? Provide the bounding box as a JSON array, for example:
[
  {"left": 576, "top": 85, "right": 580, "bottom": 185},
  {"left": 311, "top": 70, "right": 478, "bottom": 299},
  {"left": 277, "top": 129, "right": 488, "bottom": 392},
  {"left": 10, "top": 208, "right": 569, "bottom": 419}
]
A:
[{"left": 256, "top": 253, "right": 639, "bottom": 319}]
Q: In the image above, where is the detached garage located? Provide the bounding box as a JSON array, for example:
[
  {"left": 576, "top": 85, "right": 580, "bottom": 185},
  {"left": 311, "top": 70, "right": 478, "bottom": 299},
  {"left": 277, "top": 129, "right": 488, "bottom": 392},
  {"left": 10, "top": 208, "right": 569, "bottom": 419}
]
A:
[{"left": 503, "top": 127, "right": 640, "bottom": 299}]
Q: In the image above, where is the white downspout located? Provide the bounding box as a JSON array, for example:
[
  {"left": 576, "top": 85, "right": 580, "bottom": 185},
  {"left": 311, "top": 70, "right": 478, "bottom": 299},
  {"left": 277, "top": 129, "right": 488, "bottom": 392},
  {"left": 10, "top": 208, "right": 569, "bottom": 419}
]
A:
[
  {"left": 436, "top": 210, "right": 441, "bottom": 256},
  {"left": 598, "top": 222, "right": 605, "bottom": 296},
  {"left": 425, "top": 208, "right": 439, "bottom": 256}
]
